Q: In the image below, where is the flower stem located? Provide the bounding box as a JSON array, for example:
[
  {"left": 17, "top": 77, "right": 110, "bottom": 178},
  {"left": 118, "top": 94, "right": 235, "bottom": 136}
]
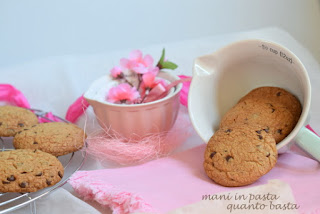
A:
[
  {"left": 124, "top": 79, "right": 134, "bottom": 87},
  {"left": 140, "top": 90, "right": 149, "bottom": 103},
  {"left": 136, "top": 74, "right": 143, "bottom": 91}
]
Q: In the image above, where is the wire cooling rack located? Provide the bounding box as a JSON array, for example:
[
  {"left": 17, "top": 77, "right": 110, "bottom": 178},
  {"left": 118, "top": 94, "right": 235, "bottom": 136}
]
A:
[{"left": 0, "top": 109, "right": 87, "bottom": 214}]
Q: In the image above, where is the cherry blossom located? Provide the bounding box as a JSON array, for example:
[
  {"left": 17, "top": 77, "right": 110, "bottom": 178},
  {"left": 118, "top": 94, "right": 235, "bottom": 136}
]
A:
[
  {"left": 107, "top": 49, "right": 178, "bottom": 104},
  {"left": 107, "top": 83, "right": 140, "bottom": 104},
  {"left": 120, "top": 50, "right": 155, "bottom": 74},
  {"left": 141, "top": 67, "right": 164, "bottom": 90},
  {"left": 110, "top": 66, "right": 123, "bottom": 79}
]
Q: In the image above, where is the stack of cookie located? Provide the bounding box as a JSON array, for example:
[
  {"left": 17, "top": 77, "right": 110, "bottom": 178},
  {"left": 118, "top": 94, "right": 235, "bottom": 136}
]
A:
[
  {"left": 204, "top": 87, "right": 302, "bottom": 187},
  {"left": 0, "top": 106, "right": 86, "bottom": 193}
]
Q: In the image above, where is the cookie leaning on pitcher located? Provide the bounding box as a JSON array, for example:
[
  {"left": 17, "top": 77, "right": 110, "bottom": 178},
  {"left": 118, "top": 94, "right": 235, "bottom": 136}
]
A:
[
  {"left": 204, "top": 125, "right": 277, "bottom": 187},
  {"left": 238, "top": 86, "right": 302, "bottom": 123},
  {"left": 219, "top": 98, "right": 296, "bottom": 143},
  {"left": 13, "top": 122, "right": 86, "bottom": 156}
]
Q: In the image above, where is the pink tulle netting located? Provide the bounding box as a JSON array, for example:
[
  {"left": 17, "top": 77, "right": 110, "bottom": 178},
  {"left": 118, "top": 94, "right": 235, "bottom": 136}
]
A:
[
  {"left": 84, "top": 107, "right": 193, "bottom": 165},
  {"left": 69, "top": 172, "right": 155, "bottom": 214}
]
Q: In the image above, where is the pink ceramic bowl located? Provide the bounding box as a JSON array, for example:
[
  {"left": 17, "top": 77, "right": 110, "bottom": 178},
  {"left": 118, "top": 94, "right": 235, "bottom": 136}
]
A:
[{"left": 84, "top": 71, "right": 182, "bottom": 139}]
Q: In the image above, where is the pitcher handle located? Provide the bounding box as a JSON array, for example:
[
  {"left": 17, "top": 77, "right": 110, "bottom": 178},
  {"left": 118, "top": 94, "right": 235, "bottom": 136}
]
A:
[{"left": 295, "top": 126, "right": 320, "bottom": 161}]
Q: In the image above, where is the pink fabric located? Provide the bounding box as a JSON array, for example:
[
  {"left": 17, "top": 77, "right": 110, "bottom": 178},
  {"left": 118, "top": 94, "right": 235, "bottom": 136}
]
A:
[
  {"left": 69, "top": 174, "right": 155, "bottom": 214},
  {"left": 69, "top": 144, "right": 320, "bottom": 214},
  {"left": 65, "top": 95, "right": 90, "bottom": 123},
  {"left": 38, "top": 112, "right": 62, "bottom": 123},
  {"left": 306, "top": 124, "right": 320, "bottom": 137},
  {"left": 0, "top": 84, "right": 30, "bottom": 108},
  {"left": 178, "top": 75, "right": 191, "bottom": 107},
  {"left": 0, "top": 84, "right": 64, "bottom": 122}
]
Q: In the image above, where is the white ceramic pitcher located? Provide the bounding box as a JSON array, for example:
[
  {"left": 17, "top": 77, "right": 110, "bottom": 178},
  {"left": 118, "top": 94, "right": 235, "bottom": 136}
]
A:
[{"left": 188, "top": 39, "right": 320, "bottom": 161}]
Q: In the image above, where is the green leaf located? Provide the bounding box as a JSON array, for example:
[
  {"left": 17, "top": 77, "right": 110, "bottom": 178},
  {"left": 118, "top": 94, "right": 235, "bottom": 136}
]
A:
[
  {"left": 161, "top": 61, "right": 178, "bottom": 70},
  {"left": 156, "top": 48, "right": 178, "bottom": 70},
  {"left": 157, "top": 48, "right": 166, "bottom": 68}
]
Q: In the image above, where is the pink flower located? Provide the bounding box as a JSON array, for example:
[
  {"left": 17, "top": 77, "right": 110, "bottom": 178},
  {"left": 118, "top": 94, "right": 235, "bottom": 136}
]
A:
[
  {"left": 120, "top": 50, "right": 155, "bottom": 74},
  {"left": 110, "top": 66, "right": 123, "bottom": 78},
  {"left": 140, "top": 67, "right": 166, "bottom": 95},
  {"left": 107, "top": 83, "right": 140, "bottom": 104}
]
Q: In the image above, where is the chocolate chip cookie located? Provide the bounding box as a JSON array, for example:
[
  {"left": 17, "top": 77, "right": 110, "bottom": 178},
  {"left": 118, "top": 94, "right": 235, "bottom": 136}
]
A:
[
  {"left": 204, "top": 125, "right": 277, "bottom": 187},
  {"left": 0, "top": 149, "right": 64, "bottom": 192},
  {"left": 13, "top": 122, "right": 86, "bottom": 156},
  {"left": 0, "top": 106, "right": 39, "bottom": 137},
  {"left": 238, "top": 87, "right": 302, "bottom": 123},
  {"left": 220, "top": 99, "right": 296, "bottom": 143}
]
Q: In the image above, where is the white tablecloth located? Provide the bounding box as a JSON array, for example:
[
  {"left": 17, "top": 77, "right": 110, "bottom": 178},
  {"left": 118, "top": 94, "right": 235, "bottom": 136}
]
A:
[{"left": 1, "top": 27, "right": 320, "bottom": 214}]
